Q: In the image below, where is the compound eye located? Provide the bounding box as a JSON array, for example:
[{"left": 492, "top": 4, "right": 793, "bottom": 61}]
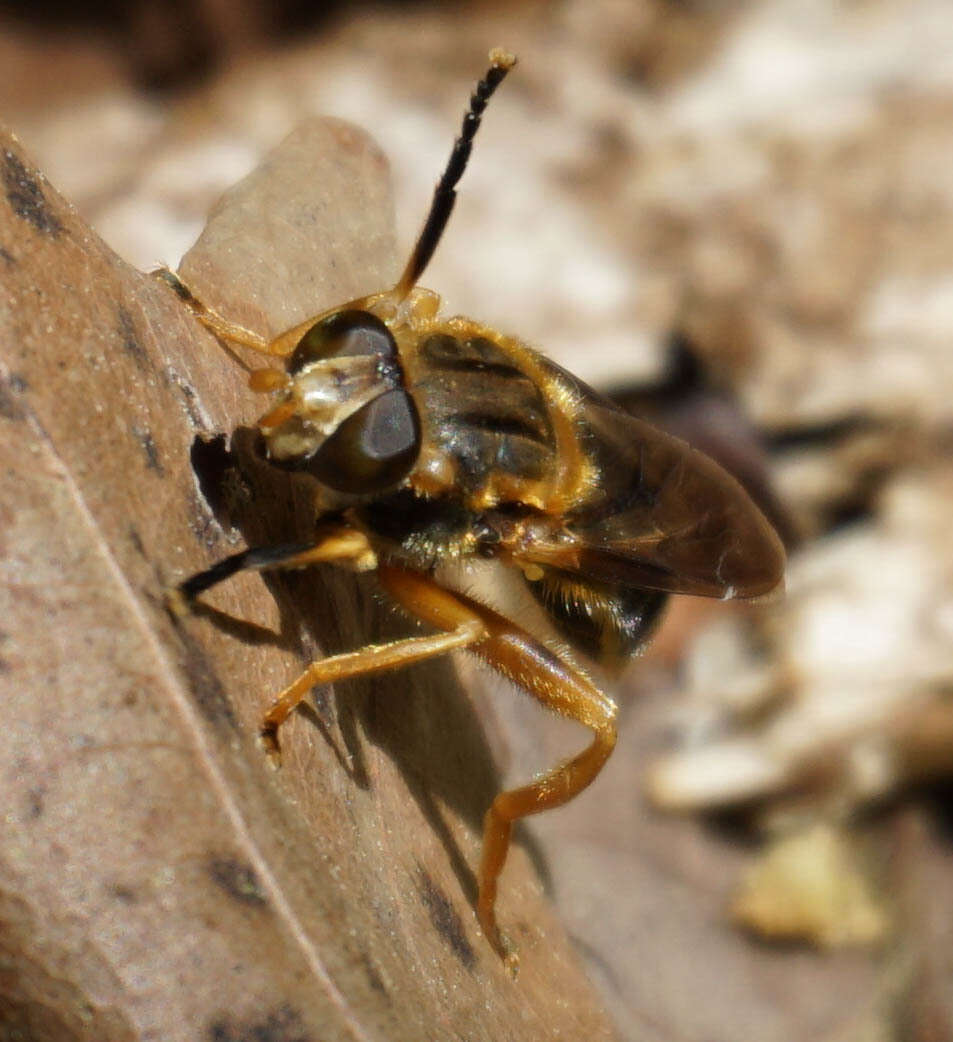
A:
[
  {"left": 309, "top": 389, "right": 420, "bottom": 494},
  {"left": 288, "top": 310, "right": 397, "bottom": 374}
]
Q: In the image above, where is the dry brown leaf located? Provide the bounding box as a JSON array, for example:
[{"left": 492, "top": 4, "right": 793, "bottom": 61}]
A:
[{"left": 0, "top": 123, "right": 619, "bottom": 1040}]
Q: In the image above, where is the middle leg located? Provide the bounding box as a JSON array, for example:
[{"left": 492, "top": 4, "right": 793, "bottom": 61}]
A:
[{"left": 377, "top": 564, "right": 618, "bottom": 975}]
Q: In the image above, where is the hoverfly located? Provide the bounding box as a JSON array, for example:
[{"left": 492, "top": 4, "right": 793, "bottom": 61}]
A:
[{"left": 164, "top": 48, "right": 785, "bottom": 975}]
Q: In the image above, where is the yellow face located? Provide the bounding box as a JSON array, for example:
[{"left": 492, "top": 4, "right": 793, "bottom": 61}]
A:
[{"left": 260, "top": 308, "right": 420, "bottom": 495}]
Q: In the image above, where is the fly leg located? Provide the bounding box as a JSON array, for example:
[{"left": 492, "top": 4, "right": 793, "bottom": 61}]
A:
[
  {"left": 258, "top": 618, "right": 484, "bottom": 761},
  {"left": 376, "top": 564, "right": 618, "bottom": 977},
  {"left": 153, "top": 267, "right": 272, "bottom": 358},
  {"left": 169, "top": 527, "right": 378, "bottom": 613},
  {"left": 153, "top": 266, "right": 370, "bottom": 364},
  {"left": 177, "top": 551, "right": 617, "bottom": 973},
  {"left": 173, "top": 546, "right": 488, "bottom": 761}
]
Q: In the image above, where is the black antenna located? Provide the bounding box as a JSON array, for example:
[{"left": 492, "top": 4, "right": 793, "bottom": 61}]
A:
[{"left": 393, "top": 48, "right": 516, "bottom": 299}]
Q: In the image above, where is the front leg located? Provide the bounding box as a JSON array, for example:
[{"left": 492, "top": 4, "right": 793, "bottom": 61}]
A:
[
  {"left": 167, "top": 526, "right": 377, "bottom": 617},
  {"left": 153, "top": 267, "right": 272, "bottom": 357},
  {"left": 153, "top": 266, "right": 367, "bottom": 362}
]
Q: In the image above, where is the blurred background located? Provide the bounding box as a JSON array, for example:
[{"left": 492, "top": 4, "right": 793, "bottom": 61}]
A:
[{"left": 4, "top": 1, "right": 952, "bottom": 1038}]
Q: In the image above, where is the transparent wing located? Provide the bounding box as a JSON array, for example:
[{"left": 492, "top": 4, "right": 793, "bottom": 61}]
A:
[{"left": 523, "top": 365, "right": 786, "bottom": 600}]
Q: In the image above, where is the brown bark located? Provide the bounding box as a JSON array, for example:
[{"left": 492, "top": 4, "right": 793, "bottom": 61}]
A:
[{"left": 0, "top": 121, "right": 618, "bottom": 1041}]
